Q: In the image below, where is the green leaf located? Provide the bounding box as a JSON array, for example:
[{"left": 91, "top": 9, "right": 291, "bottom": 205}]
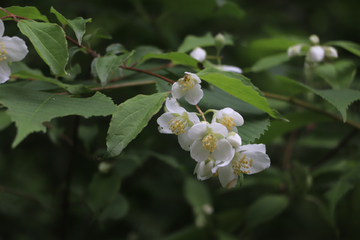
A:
[
  {"left": 177, "top": 32, "right": 233, "bottom": 53},
  {"left": 0, "top": 111, "right": 12, "bottom": 131},
  {"left": 18, "top": 20, "right": 68, "bottom": 76},
  {"left": 148, "top": 151, "right": 184, "bottom": 170},
  {"left": 142, "top": 52, "right": 200, "bottom": 69},
  {"left": 87, "top": 170, "right": 121, "bottom": 214},
  {"left": 273, "top": 76, "right": 360, "bottom": 121},
  {"left": 106, "top": 92, "right": 169, "bottom": 158},
  {"left": 184, "top": 177, "right": 211, "bottom": 208},
  {"left": 197, "top": 68, "right": 286, "bottom": 120},
  {"left": 315, "top": 60, "right": 356, "bottom": 89},
  {"left": 325, "top": 179, "right": 354, "bottom": 219},
  {"left": 326, "top": 40, "right": 360, "bottom": 57},
  {"left": 126, "top": 46, "right": 162, "bottom": 66},
  {"left": 215, "top": 2, "right": 245, "bottom": 20},
  {"left": 248, "top": 37, "right": 304, "bottom": 57},
  {"left": 98, "top": 193, "right": 129, "bottom": 221},
  {"left": 246, "top": 195, "right": 289, "bottom": 228},
  {"left": 250, "top": 53, "right": 289, "bottom": 72},
  {"left": 162, "top": 226, "right": 207, "bottom": 240},
  {"left": 0, "top": 6, "right": 49, "bottom": 22},
  {"left": 0, "top": 86, "right": 117, "bottom": 147},
  {"left": 106, "top": 43, "right": 128, "bottom": 55},
  {"left": 50, "top": 7, "right": 91, "bottom": 44},
  {"left": 84, "top": 28, "right": 112, "bottom": 42},
  {"left": 96, "top": 51, "right": 134, "bottom": 86}
]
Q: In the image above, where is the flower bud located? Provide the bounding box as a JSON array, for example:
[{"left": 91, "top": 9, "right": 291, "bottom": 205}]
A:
[
  {"left": 190, "top": 47, "right": 207, "bottom": 62},
  {"left": 98, "top": 162, "right": 112, "bottom": 173},
  {"left": 309, "top": 34, "right": 320, "bottom": 45},
  {"left": 214, "top": 33, "right": 226, "bottom": 52},
  {"left": 306, "top": 46, "right": 325, "bottom": 62},
  {"left": 226, "top": 132, "right": 242, "bottom": 147},
  {"left": 323, "top": 46, "right": 338, "bottom": 58},
  {"left": 287, "top": 44, "right": 302, "bottom": 57}
]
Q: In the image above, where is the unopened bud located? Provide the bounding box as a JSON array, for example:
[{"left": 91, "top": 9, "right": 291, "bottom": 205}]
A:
[
  {"left": 98, "top": 162, "right": 112, "bottom": 173},
  {"left": 309, "top": 34, "right": 320, "bottom": 45},
  {"left": 190, "top": 47, "right": 207, "bottom": 62},
  {"left": 287, "top": 44, "right": 302, "bottom": 57},
  {"left": 214, "top": 33, "right": 226, "bottom": 52},
  {"left": 306, "top": 46, "right": 325, "bottom": 62},
  {"left": 323, "top": 46, "right": 338, "bottom": 58}
]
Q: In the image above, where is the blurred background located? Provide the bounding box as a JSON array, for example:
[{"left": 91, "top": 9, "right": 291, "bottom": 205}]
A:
[{"left": 1, "top": 0, "right": 359, "bottom": 239}]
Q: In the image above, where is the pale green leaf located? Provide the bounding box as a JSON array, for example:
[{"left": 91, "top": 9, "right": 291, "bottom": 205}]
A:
[
  {"left": 87, "top": 170, "right": 121, "bottom": 214},
  {"left": 18, "top": 20, "right": 68, "bottom": 76},
  {"left": 246, "top": 195, "right": 289, "bottom": 228},
  {"left": 251, "top": 53, "right": 290, "bottom": 72},
  {"left": 50, "top": 7, "right": 91, "bottom": 44},
  {"left": 96, "top": 51, "right": 134, "bottom": 86},
  {"left": 177, "top": 32, "right": 233, "bottom": 53},
  {"left": 0, "top": 6, "right": 49, "bottom": 22},
  {"left": 197, "top": 68, "right": 286, "bottom": 120},
  {"left": 0, "top": 86, "right": 117, "bottom": 147},
  {"left": 142, "top": 52, "right": 200, "bottom": 69},
  {"left": 315, "top": 60, "right": 356, "bottom": 89},
  {"left": 326, "top": 40, "right": 360, "bottom": 57},
  {"left": 184, "top": 177, "right": 211, "bottom": 208},
  {"left": 106, "top": 92, "right": 169, "bottom": 158}
]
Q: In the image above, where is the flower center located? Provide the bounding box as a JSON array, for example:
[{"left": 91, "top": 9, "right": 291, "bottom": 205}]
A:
[
  {"left": 202, "top": 133, "right": 218, "bottom": 152},
  {"left": 179, "top": 75, "right": 194, "bottom": 93},
  {"left": 219, "top": 115, "right": 235, "bottom": 130},
  {"left": 168, "top": 117, "right": 186, "bottom": 135},
  {"left": 231, "top": 153, "right": 253, "bottom": 175},
  {"left": 0, "top": 42, "right": 8, "bottom": 61}
]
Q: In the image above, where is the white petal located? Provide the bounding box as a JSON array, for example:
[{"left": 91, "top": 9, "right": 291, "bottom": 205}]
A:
[
  {"left": 212, "top": 139, "right": 234, "bottom": 162},
  {"left": 190, "top": 47, "right": 207, "bottom": 62},
  {"left": 220, "top": 65, "right": 242, "bottom": 74},
  {"left": 227, "top": 133, "right": 242, "bottom": 147},
  {"left": 185, "top": 72, "right": 201, "bottom": 83},
  {"left": 171, "top": 82, "right": 185, "bottom": 99},
  {"left": 309, "top": 34, "right": 320, "bottom": 44},
  {"left": 209, "top": 122, "right": 228, "bottom": 137},
  {"left": 243, "top": 151, "right": 270, "bottom": 174},
  {"left": 187, "top": 112, "right": 200, "bottom": 125},
  {"left": 218, "top": 164, "right": 238, "bottom": 188},
  {"left": 2, "top": 36, "right": 28, "bottom": 62},
  {"left": 190, "top": 139, "right": 209, "bottom": 162},
  {"left": 238, "top": 144, "right": 266, "bottom": 153},
  {"left": 184, "top": 84, "right": 203, "bottom": 105},
  {"left": 178, "top": 129, "right": 194, "bottom": 151},
  {"left": 0, "top": 61, "right": 11, "bottom": 83},
  {"left": 0, "top": 20, "right": 4, "bottom": 38},
  {"left": 157, "top": 112, "right": 175, "bottom": 134},
  {"left": 307, "top": 46, "right": 325, "bottom": 62},
  {"left": 287, "top": 44, "right": 302, "bottom": 57},
  {"left": 194, "top": 160, "right": 214, "bottom": 180},
  {"left": 165, "top": 97, "right": 185, "bottom": 113},
  {"left": 188, "top": 122, "right": 208, "bottom": 140},
  {"left": 324, "top": 46, "right": 338, "bottom": 58}
]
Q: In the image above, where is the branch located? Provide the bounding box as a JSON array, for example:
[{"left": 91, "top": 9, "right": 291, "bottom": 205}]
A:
[{"left": 119, "top": 65, "right": 175, "bottom": 84}]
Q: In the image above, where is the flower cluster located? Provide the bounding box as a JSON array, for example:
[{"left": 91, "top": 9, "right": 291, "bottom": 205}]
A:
[
  {"left": 157, "top": 72, "right": 270, "bottom": 188},
  {"left": 287, "top": 34, "right": 338, "bottom": 63},
  {"left": 0, "top": 20, "right": 28, "bottom": 84}
]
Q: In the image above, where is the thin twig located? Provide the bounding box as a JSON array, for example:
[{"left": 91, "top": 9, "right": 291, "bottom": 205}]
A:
[
  {"left": 0, "top": 184, "right": 42, "bottom": 205},
  {"left": 196, "top": 105, "right": 206, "bottom": 121},
  {"left": 120, "top": 65, "right": 175, "bottom": 84}
]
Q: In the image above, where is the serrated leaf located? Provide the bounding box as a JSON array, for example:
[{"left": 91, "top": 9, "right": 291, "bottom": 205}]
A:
[
  {"left": 326, "top": 40, "right": 360, "bottom": 57},
  {"left": 96, "top": 51, "right": 134, "bottom": 86},
  {"left": 0, "top": 6, "right": 49, "bottom": 22},
  {"left": 106, "top": 92, "right": 169, "bottom": 158},
  {"left": 177, "top": 32, "right": 233, "bottom": 53},
  {"left": 50, "top": 7, "right": 91, "bottom": 44},
  {"left": 315, "top": 60, "right": 356, "bottom": 89},
  {"left": 273, "top": 76, "right": 360, "bottom": 122},
  {"left": 142, "top": 52, "right": 200, "bottom": 69},
  {"left": 18, "top": 20, "right": 68, "bottom": 76},
  {"left": 0, "top": 86, "right": 117, "bottom": 147},
  {"left": 251, "top": 53, "right": 289, "bottom": 72},
  {"left": 184, "top": 177, "right": 211, "bottom": 208},
  {"left": 87, "top": 171, "right": 121, "bottom": 214},
  {"left": 197, "top": 68, "right": 286, "bottom": 120},
  {"left": 246, "top": 195, "right": 289, "bottom": 228}
]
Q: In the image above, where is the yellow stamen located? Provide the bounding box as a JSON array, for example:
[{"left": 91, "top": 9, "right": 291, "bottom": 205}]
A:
[
  {"left": 168, "top": 117, "right": 186, "bottom": 135},
  {"left": 0, "top": 42, "right": 7, "bottom": 61},
  {"left": 202, "top": 133, "right": 218, "bottom": 152},
  {"left": 219, "top": 115, "right": 235, "bottom": 130},
  {"left": 231, "top": 154, "right": 253, "bottom": 175},
  {"left": 179, "top": 74, "right": 195, "bottom": 93}
]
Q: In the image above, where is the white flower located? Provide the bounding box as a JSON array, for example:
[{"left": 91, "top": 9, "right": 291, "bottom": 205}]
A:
[
  {"left": 215, "top": 144, "right": 270, "bottom": 189},
  {"left": 306, "top": 46, "right": 325, "bottom": 62},
  {"left": 212, "top": 107, "right": 244, "bottom": 133},
  {"left": 309, "top": 34, "right": 320, "bottom": 45},
  {"left": 194, "top": 158, "right": 215, "bottom": 180},
  {"left": 287, "top": 44, "right": 303, "bottom": 57},
  {"left": 188, "top": 122, "right": 234, "bottom": 163},
  {"left": 157, "top": 98, "right": 200, "bottom": 150},
  {"left": 190, "top": 47, "right": 207, "bottom": 62},
  {"left": 219, "top": 65, "right": 242, "bottom": 74},
  {"left": 226, "top": 132, "right": 242, "bottom": 148},
  {"left": 0, "top": 20, "right": 28, "bottom": 84},
  {"left": 323, "top": 46, "right": 338, "bottom": 58},
  {"left": 171, "top": 72, "right": 204, "bottom": 105}
]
